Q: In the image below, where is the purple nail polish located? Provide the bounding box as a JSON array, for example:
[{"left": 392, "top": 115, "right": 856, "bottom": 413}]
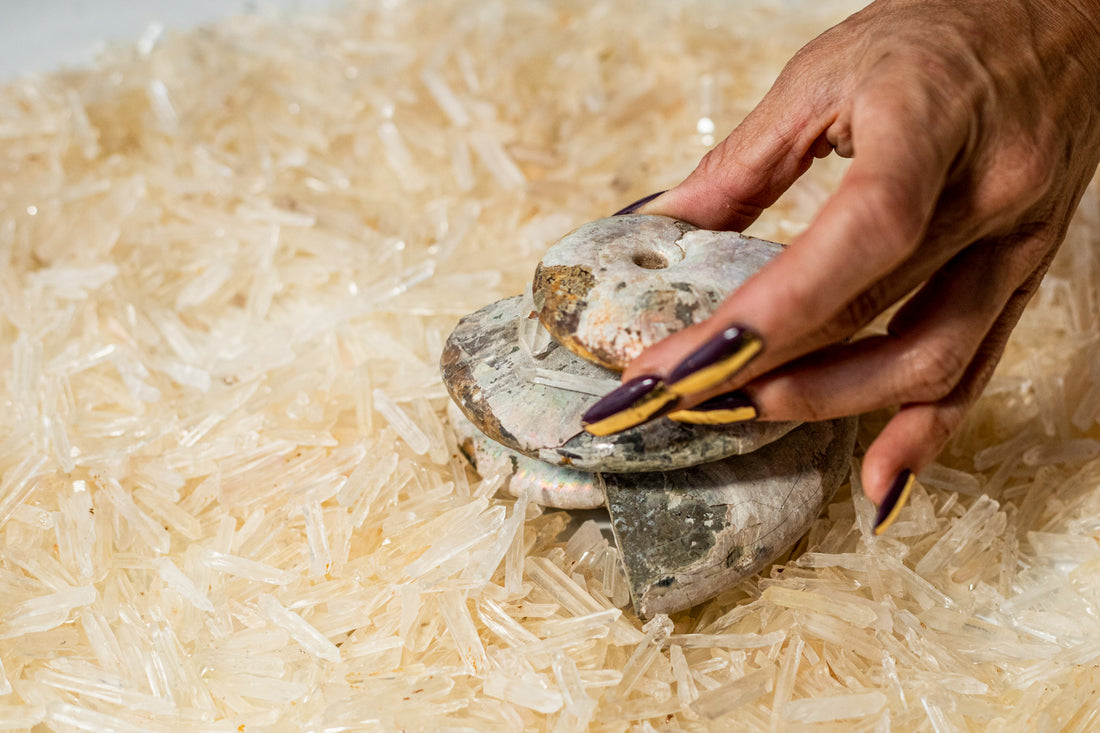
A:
[
  {"left": 582, "top": 375, "right": 664, "bottom": 425},
  {"left": 873, "top": 469, "right": 916, "bottom": 535},
  {"left": 613, "top": 190, "right": 666, "bottom": 216},
  {"left": 688, "top": 391, "right": 756, "bottom": 413},
  {"left": 666, "top": 325, "right": 764, "bottom": 394}
]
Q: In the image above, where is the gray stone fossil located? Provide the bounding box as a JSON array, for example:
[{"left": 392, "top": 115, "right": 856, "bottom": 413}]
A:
[{"left": 602, "top": 416, "right": 856, "bottom": 617}]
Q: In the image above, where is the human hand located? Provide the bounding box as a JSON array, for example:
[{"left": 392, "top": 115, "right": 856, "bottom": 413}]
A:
[{"left": 588, "top": 0, "right": 1100, "bottom": 531}]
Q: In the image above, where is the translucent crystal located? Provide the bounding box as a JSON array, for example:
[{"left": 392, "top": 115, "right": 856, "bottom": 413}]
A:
[
  {"left": 155, "top": 558, "right": 214, "bottom": 613},
  {"left": 372, "top": 389, "right": 431, "bottom": 455},
  {"left": 438, "top": 590, "right": 488, "bottom": 675},
  {"left": 782, "top": 691, "right": 887, "bottom": 723},
  {"left": 513, "top": 365, "right": 621, "bottom": 397},
  {"left": 613, "top": 614, "right": 673, "bottom": 700},
  {"left": 0, "top": 586, "right": 96, "bottom": 639},
  {"left": 915, "top": 495, "right": 1001, "bottom": 577},
  {"left": 0, "top": 0, "right": 1096, "bottom": 728},
  {"left": 690, "top": 668, "right": 773, "bottom": 720},
  {"left": 198, "top": 549, "right": 296, "bottom": 585},
  {"left": 257, "top": 594, "right": 340, "bottom": 663},
  {"left": 483, "top": 670, "right": 562, "bottom": 714}
]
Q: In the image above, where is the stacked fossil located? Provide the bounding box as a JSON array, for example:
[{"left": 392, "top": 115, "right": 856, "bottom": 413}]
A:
[{"left": 441, "top": 215, "right": 857, "bottom": 617}]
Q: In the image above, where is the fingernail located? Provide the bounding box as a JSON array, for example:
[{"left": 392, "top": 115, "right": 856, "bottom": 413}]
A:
[
  {"left": 613, "top": 190, "right": 666, "bottom": 216},
  {"left": 668, "top": 391, "right": 757, "bottom": 424},
  {"left": 873, "top": 469, "right": 916, "bottom": 536},
  {"left": 666, "top": 325, "right": 764, "bottom": 396},
  {"left": 582, "top": 375, "right": 679, "bottom": 436}
]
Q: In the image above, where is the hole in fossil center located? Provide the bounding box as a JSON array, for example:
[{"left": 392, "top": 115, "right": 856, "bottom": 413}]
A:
[{"left": 632, "top": 250, "right": 669, "bottom": 269}]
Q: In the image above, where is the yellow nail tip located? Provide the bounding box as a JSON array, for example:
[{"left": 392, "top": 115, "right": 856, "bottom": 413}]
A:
[
  {"left": 667, "top": 405, "right": 757, "bottom": 425},
  {"left": 581, "top": 388, "right": 678, "bottom": 436}
]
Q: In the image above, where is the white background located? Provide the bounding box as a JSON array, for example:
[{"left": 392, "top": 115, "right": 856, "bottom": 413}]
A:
[{"left": 0, "top": 1, "right": 326, "bottom": 80}]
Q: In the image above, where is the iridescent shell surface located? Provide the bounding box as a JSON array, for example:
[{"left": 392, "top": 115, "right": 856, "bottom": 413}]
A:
[
  {"left": 448, "top": 401, "right": 605, "bottom": 510},
  {"left": 441, "top": 295, "right": 797, "bottom": 473}
]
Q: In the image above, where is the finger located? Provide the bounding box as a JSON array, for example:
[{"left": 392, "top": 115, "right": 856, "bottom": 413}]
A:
[
  {"left": 742, "top": 233, "right": 1049, "bottom": 422},
  {"left": 624, "top": 201, "right": 984, "bottom": 394},
  {"left": 635, "top": 53, "right": 846, "bottom": 231},
  {"left": 623, "top": 69, "right": 970, "bottom": 404},
  {"left": 865, "top": 258, "right": 1053, "bottom": 533}
]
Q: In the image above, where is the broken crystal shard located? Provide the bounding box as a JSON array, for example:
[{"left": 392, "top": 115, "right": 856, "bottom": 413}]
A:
[
  {"left": 441, "top": 295, "right": 796, "bottom": 472},
  {"left": 604, "top": 416, "right": 857, "bottom": 617}
]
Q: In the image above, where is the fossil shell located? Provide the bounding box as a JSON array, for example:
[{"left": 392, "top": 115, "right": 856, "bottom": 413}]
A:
[
  {"left": 448, "top": 400, "right": 605, "bottom": 510},
  {"left": 441, "top": 294, "right": 797, "bottom": 472},
  {"left": 533, "top": 214, "right": 784, "bottom": 371},
  {"left": 604, "top": 415, "right": 858, "bottom": 618}
]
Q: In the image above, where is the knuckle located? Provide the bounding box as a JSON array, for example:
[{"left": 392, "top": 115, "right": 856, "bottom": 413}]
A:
[
  {"left": 829, "top": 285, "right": 893, "bottom": 338},
  {"left": 697, "top": 143, "right": 734, "bottom": 179},
  {"left": 693, "top": 142, "right": 769, "bottom": 207},
  {"left": 923, "top": 406, "right": 959, "bottom": 450},
  {"left": 840, "top": 176, "right": 923, "bottom": 261},
  {"left": 772, "top": 376, "right": 833, "bottom": 423},
  {"left": 982, "top": 145, "right": 1056, "bottom": 214},
  {"left": 998, "top": 233, "right": 1052, "bottom": 283},
  {"left": 901, "top": 339, "right": 970, "bottom": 403},
  {"left": 1016, "top": 148, "right": 1056, "bottom": 195}
]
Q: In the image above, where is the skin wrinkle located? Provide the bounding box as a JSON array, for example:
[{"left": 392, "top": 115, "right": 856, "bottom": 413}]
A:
[{"left": 627, "top": 0, "right": 1100, "bottom": 504}]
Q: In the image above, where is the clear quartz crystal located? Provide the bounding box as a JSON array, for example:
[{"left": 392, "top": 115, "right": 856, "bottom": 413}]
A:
[
  {"left": 613, "top": 614, "right": 673, "bottom": 700},
  {"left": 257, "top": 594, "right": 340, "bottom": 663},
  {"left": 0, "top": 1, "right": 1097, "bottom": 728},
  {"left": 515, "top": 367, "right": 621, "bottom": 397},
  {"left": 915, "top": 495, "right": 1001, "bottom": 577},
  {"left": 690, "top": 667, "right": 773, "bottom": 720},
  {"left": 783, "top": 691, "right": 887, "bottom": 723},
  {"left": 199, "top": 549, "right": 296, "bottom": 585},
  {"left": 45, "top": 702, "right": 150, "bottom": 733},
  {"left": 154, "top": 558, "right": 214, "bottom": 613},
  {"left": 372, "top": 388, "right": 432, "bottom": 455}
]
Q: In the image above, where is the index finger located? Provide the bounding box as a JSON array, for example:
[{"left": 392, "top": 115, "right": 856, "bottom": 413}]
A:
[{"left": 628, "top": 72, "right": 970, "bottom": 395}]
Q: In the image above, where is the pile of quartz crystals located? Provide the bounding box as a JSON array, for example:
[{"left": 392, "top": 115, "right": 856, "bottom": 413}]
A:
[{"left": 0, "top": 0, "right": 1098, "bottom": 729}]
